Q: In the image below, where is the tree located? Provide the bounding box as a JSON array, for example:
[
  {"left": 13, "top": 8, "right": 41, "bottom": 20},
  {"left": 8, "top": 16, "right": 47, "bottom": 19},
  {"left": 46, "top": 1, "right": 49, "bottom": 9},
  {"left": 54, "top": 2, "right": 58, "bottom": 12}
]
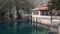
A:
[
  {"left": 0, "top": 0, "right": 15, "bottom": 21},
  {"left": 48, "top": 0, "right": 60, "bottom": 10},
  {"left": 48, "top": 0, "right": 60, "bottom": 23},
  {"left": 0, "top": 0, "right": 34, "bottom": 20},
  {"left": 14, "top": 0, "right": 34, "bottom": 20}
]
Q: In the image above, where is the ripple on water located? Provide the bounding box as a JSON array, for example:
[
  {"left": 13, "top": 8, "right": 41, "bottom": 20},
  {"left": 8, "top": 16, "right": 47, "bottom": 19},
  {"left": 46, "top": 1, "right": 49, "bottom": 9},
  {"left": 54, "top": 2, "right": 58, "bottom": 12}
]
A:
[{"left": 0, "top": 21, "right": 48, "bottom": 34}]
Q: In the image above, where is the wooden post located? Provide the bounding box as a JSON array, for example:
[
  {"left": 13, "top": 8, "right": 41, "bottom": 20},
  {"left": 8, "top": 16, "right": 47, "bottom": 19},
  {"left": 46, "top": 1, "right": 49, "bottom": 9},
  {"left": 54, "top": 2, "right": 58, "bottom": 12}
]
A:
[
  {"left": 36, "top": 18, "right": 37, "bottom": 34},
  {"left": 58, "top": 25, "right": 60, "bottom": 34},
  {"left": 50, "top": 12, "right": 52, "bottom": 23}
]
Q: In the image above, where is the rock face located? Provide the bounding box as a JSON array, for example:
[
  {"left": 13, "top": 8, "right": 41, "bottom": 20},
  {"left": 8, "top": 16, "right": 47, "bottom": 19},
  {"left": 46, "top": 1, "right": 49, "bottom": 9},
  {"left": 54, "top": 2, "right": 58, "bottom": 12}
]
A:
[{"left": 28, "top": 0, "right": 49, "bottom": 7}]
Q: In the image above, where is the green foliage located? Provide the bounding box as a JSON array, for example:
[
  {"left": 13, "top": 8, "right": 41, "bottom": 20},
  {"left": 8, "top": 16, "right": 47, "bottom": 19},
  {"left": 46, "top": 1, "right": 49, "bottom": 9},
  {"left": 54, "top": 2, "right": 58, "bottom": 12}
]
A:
[
  {"left": 0, "top": 0, "right": 33, "bottom": 12},
  {"left": 0, "top": 0, "right": 15, "bottom": 12},
  {"left": 48, "top": 0, "right": 60, "bottom": 10}
]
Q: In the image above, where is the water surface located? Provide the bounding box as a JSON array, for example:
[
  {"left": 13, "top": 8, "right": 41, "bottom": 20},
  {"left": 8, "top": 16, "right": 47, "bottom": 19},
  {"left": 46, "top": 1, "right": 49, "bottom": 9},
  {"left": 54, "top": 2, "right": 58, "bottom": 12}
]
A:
[{"left": 0, "top": 21, "right": 48, "bottom": 34}]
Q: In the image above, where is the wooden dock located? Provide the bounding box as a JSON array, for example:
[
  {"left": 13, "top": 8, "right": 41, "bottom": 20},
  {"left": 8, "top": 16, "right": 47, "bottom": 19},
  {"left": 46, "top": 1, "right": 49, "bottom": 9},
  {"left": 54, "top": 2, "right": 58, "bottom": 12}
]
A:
[{"left": 32, "top": 21, "right": 59, "bottom": 34}]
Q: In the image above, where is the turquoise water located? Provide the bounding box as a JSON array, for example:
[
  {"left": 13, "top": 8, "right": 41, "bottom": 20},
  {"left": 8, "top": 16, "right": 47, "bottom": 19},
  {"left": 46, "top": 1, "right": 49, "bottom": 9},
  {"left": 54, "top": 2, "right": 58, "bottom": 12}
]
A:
[
  {"left": 32, "top": 25, "right": 48, "bottom": 34},
  {"left": 0, "top": 21, "right": 48, "bottom": 34}
]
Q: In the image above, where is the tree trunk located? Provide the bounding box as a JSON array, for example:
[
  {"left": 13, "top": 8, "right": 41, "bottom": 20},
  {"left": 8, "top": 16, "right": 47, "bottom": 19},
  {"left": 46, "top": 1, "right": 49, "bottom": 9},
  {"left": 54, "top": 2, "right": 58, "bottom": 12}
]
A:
[
  {"left": 50, "top": 12, "right": 52, "bottom": 23},
  {"left": 16, "top": 10, "right": 21, "bottom": 20}
]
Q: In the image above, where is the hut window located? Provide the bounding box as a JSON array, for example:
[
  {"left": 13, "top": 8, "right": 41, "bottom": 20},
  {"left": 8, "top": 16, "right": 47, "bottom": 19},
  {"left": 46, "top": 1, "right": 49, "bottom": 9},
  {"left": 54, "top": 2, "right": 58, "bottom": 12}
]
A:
[
  {"left": 41, "top": 11, "right": 49, "bottom": 16},
  {"left": 40, "top": 10, "right": 60, "bottom": 16},
  {"left": 33, "top": 11, "right": 39, "bottom": 15}
]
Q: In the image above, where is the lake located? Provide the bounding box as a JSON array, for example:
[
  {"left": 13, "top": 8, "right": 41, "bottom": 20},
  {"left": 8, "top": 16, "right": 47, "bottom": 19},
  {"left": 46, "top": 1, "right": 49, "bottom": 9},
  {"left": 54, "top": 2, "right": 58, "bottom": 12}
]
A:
[{"left": 0, "top": 21, "right": 48, "bottom": 34}]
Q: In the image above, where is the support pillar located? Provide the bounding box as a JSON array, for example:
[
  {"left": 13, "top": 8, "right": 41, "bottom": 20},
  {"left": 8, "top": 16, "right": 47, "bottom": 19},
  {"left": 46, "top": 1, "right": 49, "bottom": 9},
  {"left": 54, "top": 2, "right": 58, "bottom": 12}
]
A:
[{"left": 58, "top": 25, "right": 60, "bottom": 34}]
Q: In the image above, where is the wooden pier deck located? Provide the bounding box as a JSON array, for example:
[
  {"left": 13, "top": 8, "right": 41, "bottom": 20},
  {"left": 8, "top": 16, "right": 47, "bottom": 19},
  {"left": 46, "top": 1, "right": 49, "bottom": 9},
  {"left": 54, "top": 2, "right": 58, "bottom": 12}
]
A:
[{"left": 32, "top": 21, "right": 59, "bottom": 34}]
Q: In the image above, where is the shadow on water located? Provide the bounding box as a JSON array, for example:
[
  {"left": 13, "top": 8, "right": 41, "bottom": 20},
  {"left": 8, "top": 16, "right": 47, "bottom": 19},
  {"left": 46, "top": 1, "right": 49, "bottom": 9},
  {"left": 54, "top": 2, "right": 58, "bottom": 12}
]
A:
[{"left": 0, "top": 21, "right": 32, "bottom": 34}]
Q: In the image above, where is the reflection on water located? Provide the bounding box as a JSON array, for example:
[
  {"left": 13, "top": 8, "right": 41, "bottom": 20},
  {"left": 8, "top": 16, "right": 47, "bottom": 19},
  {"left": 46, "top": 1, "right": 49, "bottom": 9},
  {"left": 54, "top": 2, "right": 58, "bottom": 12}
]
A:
[
  {"left": 0, "top": 21, "right": 32, "bottom": 34},
  {"left": 32, "top": 25, "right": 48, "bottom": 34},
  {"left": 0, "top": 21, "right": 48, "bottom": 34}
]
